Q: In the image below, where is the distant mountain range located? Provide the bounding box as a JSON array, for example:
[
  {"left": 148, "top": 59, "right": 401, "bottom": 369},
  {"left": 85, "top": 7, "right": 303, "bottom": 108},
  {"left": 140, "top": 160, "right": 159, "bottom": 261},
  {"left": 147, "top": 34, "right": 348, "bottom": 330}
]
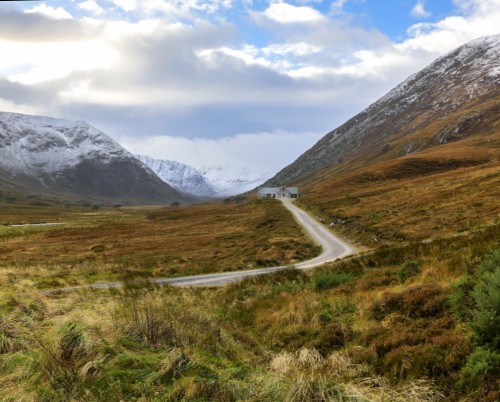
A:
[
  {"left": 138, "top": 156, "right": 272, "bottom": 198},
  {"left": 198, "top": 165, "right": 273, "bottom": 197},
  {"left": 0, "top": 112, "right": 187, "bottom": 205},
  {"left": 267, "top": 34, "right": 500, "bottom": 185},
  {"left": 0, "top": 112, "right": 270, "bottom": 203}
]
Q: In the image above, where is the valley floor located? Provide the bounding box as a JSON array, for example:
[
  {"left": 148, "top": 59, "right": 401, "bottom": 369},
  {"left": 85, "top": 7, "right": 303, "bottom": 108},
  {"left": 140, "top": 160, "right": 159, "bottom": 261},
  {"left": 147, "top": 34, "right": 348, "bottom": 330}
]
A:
[{"left": 1, "top": 171, "right": 499, "bottom": 401}]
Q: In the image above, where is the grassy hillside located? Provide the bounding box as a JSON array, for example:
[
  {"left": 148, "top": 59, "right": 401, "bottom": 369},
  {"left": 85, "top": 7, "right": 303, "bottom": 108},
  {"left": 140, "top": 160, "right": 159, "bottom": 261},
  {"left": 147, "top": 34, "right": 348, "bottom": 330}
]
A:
[
  {"left": 295, "top": 132, "right": 499, "bottom": 247},
  {"left": 2, "top": 236, "right": 498, "bottom": 401}
]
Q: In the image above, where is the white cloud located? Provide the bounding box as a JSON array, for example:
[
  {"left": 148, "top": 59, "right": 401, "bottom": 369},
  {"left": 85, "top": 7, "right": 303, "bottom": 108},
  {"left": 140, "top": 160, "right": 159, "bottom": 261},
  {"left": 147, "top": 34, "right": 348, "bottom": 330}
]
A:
[
  {"left": 0, "top": 98, "right": 40, "bottom": 117},
  {"left": 263, "top": 1, "right": 325, "bottom": 24},
  {"left": 109, "top": 0, "right": 233, "bottom": 17},
  {"left": 111, "top": 0, "right": 137, "bottom": 12},
  {"left": 119, "top": 131, "right": 323, "bottom": 173},
  {"left": 330, "top": 0, "right": 349, "bottom": 15},
  {"left": 453, "top": 0, "right": 500, "bottom": 14},
  {"left": 2, "top": 0, "right": 500, "bottom": 175},
  {"left": 198, "top": 45, "right": 274, "bottom": 69},
  {"left": 78, "top": 0, "right": 105, "bottom": 16},
  {"left": 25, "top": 4, "right": 73, "bottom": 20},
  {"left": 3, "top": 40, "right": 117, "bottom": 85},
  {"left": 198, "top": 42, "right": 322, "bottom": 75},
  {"left": 403, "top": 6, "right": 500, "bottom": 51},
  {"left": 411, "top": 1, "right": 431, "bottom": 18},
  {"left": 263, "top": 42, "right": 322, "bottom": 57}
]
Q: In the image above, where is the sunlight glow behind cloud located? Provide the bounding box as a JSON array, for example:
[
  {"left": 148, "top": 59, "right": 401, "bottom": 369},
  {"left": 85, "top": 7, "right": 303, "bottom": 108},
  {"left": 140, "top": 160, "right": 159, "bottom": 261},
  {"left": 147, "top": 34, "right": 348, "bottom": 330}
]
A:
[{"left": 0, "top": 0, "right": 499, "bottom": 174}]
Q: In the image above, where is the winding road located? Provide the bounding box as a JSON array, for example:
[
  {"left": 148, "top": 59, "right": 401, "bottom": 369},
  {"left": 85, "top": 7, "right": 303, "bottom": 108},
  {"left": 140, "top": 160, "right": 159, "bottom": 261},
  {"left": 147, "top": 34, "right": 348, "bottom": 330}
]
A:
[{"left": 43, "top": 199, "right": 357, "bottom": 294}]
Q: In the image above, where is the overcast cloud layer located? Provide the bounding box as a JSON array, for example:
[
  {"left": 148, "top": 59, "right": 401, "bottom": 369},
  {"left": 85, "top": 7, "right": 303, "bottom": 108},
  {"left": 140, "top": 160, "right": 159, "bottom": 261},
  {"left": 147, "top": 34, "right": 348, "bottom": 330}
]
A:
[{"left": 1, "top": 0, "right": 499, "bottom": 173}]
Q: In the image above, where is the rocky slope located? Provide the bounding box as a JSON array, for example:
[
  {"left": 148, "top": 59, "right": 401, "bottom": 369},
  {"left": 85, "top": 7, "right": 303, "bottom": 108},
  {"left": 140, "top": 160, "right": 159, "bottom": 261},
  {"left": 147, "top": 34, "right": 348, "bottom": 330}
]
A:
[
  {"left": 267, "top": 34, "right": 500, "bottom": 185},
  {"left": 0, "top": 112, "right": 187, "bottom": 204}
]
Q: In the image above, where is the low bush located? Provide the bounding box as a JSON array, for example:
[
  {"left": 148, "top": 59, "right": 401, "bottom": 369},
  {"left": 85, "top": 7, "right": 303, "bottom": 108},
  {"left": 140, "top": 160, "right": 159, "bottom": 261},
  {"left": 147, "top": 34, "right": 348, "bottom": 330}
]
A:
[
  {"left": 309, "top": 322, "right": 353, "bottom": 355},
  {"left": 460, "top": 348, "right": 500, "bottom": 401},
  {"left": 469, "top": 257, "right": 500, "bottom": 350},
  {"left": 313, "top": 272, "right": 355, "bottom": 291},
  {"left": 449, "top": 275, "right": 476, "bottom": 322},
  {"left": 451, "top": 249, "right": 500, "bottom": 399}
]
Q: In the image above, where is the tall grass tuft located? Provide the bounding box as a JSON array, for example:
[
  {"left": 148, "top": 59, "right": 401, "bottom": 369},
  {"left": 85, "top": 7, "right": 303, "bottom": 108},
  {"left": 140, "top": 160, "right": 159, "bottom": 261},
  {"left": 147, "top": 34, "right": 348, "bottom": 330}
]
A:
[
  {"left": 259, "top": 347, "right": 445, "bottom": 401},
  {"left": 58, "top": 321, "right": 87, "bottom": 363},
  {"left": 0, "top": 317, "right": 23, "bottom": 354}
]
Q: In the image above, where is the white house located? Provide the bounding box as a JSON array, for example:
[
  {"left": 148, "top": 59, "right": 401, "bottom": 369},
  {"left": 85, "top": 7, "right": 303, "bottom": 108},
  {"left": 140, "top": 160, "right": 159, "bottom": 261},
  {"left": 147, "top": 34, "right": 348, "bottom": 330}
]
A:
[{"left": 258, "top": 187, "right": 299, "bottom": 199}]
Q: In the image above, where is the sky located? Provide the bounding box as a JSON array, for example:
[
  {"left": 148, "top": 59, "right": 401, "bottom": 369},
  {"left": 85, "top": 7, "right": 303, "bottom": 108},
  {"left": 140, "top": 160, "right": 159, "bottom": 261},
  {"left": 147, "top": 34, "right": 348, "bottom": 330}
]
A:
[{"left": 1, "top": 0, "right": 500, "bottom": 175}]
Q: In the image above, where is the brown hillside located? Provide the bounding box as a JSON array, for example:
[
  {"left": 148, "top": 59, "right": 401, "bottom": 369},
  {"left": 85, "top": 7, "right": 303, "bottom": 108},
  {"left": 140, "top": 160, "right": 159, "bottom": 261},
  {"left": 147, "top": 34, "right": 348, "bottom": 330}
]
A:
[
  {"left": 267, "top": 34, "right": 500, "bottom": 186},
  {"left": 296, "top": 130, "right": 499, "bottom": 246}
]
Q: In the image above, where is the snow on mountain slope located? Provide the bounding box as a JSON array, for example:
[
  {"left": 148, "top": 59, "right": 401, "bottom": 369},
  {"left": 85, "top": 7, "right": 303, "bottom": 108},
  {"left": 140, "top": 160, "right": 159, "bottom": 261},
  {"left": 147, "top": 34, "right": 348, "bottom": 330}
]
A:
[
  {"left": 137, "top": 155, "right": 216, "bottom": 198},
  {"left": 0, "top": 112, "right": 187, "bottom": 204},
  {"left": 0, "top": 112, "right": 129, "bottom": 175},
  {"left": 199, "top": 166, "right": 273, "bottom": 197},
  {"left": 267, "top": 34, "right": 500, "bottom": 185},
  {"left": 0, "top": 111, "right": 270, "bottom": 200},
  {"left": 137, "top": 155, "right": 272, "bottom": 197}
]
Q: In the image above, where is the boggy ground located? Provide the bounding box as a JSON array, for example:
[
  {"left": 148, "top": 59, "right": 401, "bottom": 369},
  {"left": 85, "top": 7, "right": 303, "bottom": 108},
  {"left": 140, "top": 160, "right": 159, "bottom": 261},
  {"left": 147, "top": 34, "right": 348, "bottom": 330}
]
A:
[{"left": 0, "top": 198, "right": 320, "bottom": 289}]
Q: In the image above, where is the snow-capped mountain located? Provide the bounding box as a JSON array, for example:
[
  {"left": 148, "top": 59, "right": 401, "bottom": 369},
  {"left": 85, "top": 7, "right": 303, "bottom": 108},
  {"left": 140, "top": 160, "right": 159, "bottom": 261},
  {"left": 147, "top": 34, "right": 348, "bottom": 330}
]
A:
[
  {"left": 199, "top": 166, "right": 273, "bottom": 197},
  {"left": 137, "top": 154, "right": 272, "bottom": 197},
  {"left": 268, "top": 34, "right": 500, "bottom": 185},
  {"left": 137, "top": 155, "right": 216, "bottom": 198},
  {"left": 0, "top": 112, "right": 187, "bottom": 204},
  {"left": 0, "top": 113, "right": 127, "bottom": 175}
]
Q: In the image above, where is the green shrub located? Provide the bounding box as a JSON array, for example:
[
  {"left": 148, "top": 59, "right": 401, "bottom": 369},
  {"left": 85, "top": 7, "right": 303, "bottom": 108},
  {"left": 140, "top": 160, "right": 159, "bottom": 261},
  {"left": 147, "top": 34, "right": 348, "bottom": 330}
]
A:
[
  {"left": 460, "top": 347, "right": 500, "bottom": 390},
  {"left": 457, "top": 249, "right": 500, "bottom": 397},
  {"left": 470, "top": 262, "right": 500, "bottom": 351},
  {"left": 476, "top": 249, "right": 500, "bottom": 276},
  {"left": 313, "top": 272, "right": 354, "bottom": 291},
  {"left": 449, "top": 249, "right": 500, "bottom": 326},
  {"left": 449, "top": 275, "right": 476, "bottom": 322}
]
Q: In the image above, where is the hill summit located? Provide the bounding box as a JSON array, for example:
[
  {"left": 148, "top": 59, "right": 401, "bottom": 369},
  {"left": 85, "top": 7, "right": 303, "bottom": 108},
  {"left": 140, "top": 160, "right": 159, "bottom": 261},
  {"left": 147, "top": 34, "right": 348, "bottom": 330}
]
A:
[
  {"left": 267, "top": 34, "right": 500, "bottom": 185},
  {"left": 0, "top": 112, "right": 187, "bottom": 204}
]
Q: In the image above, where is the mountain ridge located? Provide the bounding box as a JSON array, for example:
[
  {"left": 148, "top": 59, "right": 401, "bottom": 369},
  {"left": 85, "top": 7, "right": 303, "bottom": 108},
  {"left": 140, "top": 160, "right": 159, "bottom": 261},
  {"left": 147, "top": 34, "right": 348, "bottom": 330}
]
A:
[
  {"left": 266, "top": 34, "right": 500, "bottom": 186},
  {"left": 0, "top": 111, "right": 188, "bottom": 205},
  {"left": 138, "top": 155, "right": 273, "bottom": 198}
]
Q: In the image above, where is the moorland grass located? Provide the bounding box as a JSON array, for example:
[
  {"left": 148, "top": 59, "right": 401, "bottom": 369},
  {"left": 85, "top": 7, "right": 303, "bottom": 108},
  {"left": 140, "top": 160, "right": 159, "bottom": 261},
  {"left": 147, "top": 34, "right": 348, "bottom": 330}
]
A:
[
  {"left": 0, "top": 199, "right": 320, "bottom": 288},
  {"left": 1, "top": 221, "right": 498, "bottom": 400},
  {"left": 1, "top": 130, "right": 499, "bottom": 400}
]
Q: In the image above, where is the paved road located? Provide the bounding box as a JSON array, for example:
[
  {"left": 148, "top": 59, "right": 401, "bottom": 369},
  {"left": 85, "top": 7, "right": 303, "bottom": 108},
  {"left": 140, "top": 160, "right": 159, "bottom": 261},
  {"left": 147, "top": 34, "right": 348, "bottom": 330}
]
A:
[{"left": 43, "top": 199, "right": 357, "bottom": 294}]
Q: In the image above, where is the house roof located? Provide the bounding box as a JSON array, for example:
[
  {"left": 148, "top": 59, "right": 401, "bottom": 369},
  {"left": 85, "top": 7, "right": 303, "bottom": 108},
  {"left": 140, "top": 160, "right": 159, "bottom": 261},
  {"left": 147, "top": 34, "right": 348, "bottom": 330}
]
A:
[{"left": 258, "top": 187, "right": 299, "bottom": 194}]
